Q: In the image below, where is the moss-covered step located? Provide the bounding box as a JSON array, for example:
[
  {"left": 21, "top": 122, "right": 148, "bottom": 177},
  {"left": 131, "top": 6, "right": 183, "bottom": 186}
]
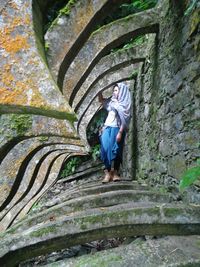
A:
[
  {"left": 0, "top": 0, "right": 75, "bottom": 120},
  {"left": 37, "top": 181, "right": 151, "bottom": 210},
  {"left": 10, "top": 189, "right": 172, "bottom": 233},
  {"left": 45, "top": 0, "right": 125, "bottom": 81},
  {"left": 43, "top": 236, "right": 200, "bottom": 267},
  {"left": 0, "top": 202, "right": 200, "bottom": 266},
  {"left": 63, "top": 179, "right": 149, "bottom": 195},
  {"left": 62, "top": 7, "right": 159, "bottom": 101},
  {"left": 72, "top": 41, "right": 151, "bottom": 108}
]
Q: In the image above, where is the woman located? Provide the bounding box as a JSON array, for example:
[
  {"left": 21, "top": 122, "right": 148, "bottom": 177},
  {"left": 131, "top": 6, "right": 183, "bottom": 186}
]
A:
[{"left": 98, "top": 82, "right": 131, "bottom": 183}]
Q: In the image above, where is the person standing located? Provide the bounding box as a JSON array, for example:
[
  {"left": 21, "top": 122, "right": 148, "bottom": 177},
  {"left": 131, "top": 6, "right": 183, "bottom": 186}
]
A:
[{"left": 98, "top": 82, "right": 131, "bottom": 183}]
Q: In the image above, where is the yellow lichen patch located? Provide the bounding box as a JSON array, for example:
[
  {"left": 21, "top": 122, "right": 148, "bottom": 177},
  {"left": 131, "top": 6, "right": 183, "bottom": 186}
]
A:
[
  {"left": 74, "top": 5, "right": 94, "bottom": 35},
  {"left": 1, "top": 65, "right": 14, "bottom": 88},
  {"left": 24, "top": 15, "right": 31, "bottom": 25},
  {"left": 0, "top": 16, "right": 30, "bottom": 54},
  {"left": 1, "top": 34, "right": 30, "bottom": 54}
]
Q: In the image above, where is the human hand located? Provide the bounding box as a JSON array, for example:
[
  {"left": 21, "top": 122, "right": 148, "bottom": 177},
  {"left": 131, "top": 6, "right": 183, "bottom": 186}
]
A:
[{"left": 116, "top": 132, "right": 122, "bottom": 143}]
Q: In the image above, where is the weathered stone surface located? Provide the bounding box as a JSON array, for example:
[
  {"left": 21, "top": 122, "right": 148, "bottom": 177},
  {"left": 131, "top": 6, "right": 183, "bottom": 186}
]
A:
[
  {"left": 0, "top": 0, "right": 75, "bottom": 120},
  {"left": 11, "top": 189, "right": 171, "bottom": 233},
  {"left": 0, "top": 141, "right": 86, "bottom": 230},
  {"left": 62, "top": 7, "right": 159, "bottom": 101},
  {"left": 167, "top": 155, "right": 187, "bottom": 180},
  {"left": 45, "top": 0, "right": 125, "bottom": 81},
  {"left": 72, "top": 43, "right": 149, "bottom": 109},
  {"left": 0, "top": 151, "right": 68, "bottom": 231},
  {"left": 134, "top": 0, "right": 200, "bottom": 189},
  {"left": 43, "top": 236, "right": 200, "bottom": 267},
  {"left": 0, "top": 114, "right": 82, "bottom": 164},
  {"left": 0, "top": 203, "right": 199, "bottom": 266}
]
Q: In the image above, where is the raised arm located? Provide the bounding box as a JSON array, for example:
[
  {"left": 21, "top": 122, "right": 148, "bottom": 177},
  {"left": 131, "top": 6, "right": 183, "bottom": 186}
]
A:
[{"left": 98, "top": 92, "right": 104, "bottom": 104}]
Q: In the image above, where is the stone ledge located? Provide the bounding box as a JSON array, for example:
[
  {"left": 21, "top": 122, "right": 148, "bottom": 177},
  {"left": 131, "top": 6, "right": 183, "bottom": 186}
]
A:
[{"left": 0, "top": 203, "right": 199, "bottom": 266}]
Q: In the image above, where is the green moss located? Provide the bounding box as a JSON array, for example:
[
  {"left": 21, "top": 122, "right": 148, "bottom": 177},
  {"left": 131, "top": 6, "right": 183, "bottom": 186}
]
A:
[
  {"left": 44, "top": 41, "right": 50, "bottom": 52},
  {"left": 9, "top": 114, "right": 32, "bottom": 136},
  {"left": 48, "top": 0, "right": 79, "bottom": 30},
  {"left": 59, "top": 0, "right": 78, "bottom": 16},
  {"left": 38, "top": 136, "right": 49, "bottom": 142},
  {"left": 30, "top": 225, "right": 56, "bottom": 238},
  {"left": 130, "top": 70, "right": 138, "bottom": 79},
  {"left": 164, "top": 207, "right": 183, "bottom": 217},
  {"left": 74, "top": 253, "right": 123, "bottom": 267}
]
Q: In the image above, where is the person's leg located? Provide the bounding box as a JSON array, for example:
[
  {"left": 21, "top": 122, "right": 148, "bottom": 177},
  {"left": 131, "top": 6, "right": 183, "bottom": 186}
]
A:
[
  {"left": 100, "top": 127, "right": 113, "bottom": 183},
  {"left": 111, "top": 157, "right": 121, "bottom": 181},
  {"left": 111, "top": 131, "right": 126, "bottom": 181},
  {"left": 102, "top": 167, "right": 112, "bottom": 183}
]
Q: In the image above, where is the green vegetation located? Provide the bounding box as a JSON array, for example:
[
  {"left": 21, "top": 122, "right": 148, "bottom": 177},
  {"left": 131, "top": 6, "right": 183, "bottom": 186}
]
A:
[
  {"left": 86, "top": 109, "right": 107, "bottom": 147},
  {"left": 184, "top": 0, "right": 199, "bottom": 16},
  {"left": 44, "top": 0, "right": 158, "bottom": 32},
  {"left": 111, "top": 35, "right": 146, "bottom": 54},
  {"left": 98, "top": 0, "right": 158, "bottom": 27},
  {"left": 179, "top": 158, "right": 200, "bottom": 191},
  {"left": 59, "top": 0, "right": 78, "bottom": 16},
  {"left": 59, "top": 156, "right": 82, "bottom": 178},
  {"left": 91, "top": 144, "right": 101, "bottom": 161},
  {"left": 10, "top": 114, "right": 32, "bottom": 136}
]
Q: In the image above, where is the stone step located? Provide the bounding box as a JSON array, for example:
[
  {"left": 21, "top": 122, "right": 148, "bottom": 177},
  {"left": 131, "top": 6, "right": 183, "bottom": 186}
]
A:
[
  {"left": 11, "top": 189, "right": 171, "bottom": 233},
  {"left": 42, "top": 236, "right": 200, "bottom": 267},
  {"left": 1, "top": 202, "right": 200, "bottom": 266},
  {"left": 65, "top": 179, "right": 148, "bottom": 192},
  {"left": 37, "top": 182, "right": 150, "bottom": 210}
]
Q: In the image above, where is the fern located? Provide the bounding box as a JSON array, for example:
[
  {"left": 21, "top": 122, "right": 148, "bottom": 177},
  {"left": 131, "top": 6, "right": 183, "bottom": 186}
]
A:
[{"left": 179, "top": 159, "right": 200, "bottom": 191}]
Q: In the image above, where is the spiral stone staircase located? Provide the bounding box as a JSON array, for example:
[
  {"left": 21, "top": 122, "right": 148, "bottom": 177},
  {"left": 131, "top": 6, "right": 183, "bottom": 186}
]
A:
[{"left": 0, "top": 0, "right": 199, "bottom": 266}]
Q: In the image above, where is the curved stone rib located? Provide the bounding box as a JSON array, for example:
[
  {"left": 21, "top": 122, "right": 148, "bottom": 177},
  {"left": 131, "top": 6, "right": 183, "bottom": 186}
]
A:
[
  {"left": 0, "top": 0, "right": 75, "bottom": 119},
  {"left": 0, "top": 136, "right": 85, "bottom": 212},
  {"left": 7, "top": 153, "right": 70, "bottom": 229},
  {"left": 76, "top": 64, "right": 140, "bottom": 128},
  {"left": 0, "top": 203, "right": 199, "bottom": 266},
  {"left": 0, "top": 142, "right": 85, "bottom": 222},
  {"left": 62, "top": 8, "right": 159, "bottom": 102},
  {"left": 73, "top": 46, "right": 146, "bottom": 110},
  {"left": 0, "top": 150, "right": 69, "bottom": 231},
  {"left": 14, "top": 151, "right": 86, "bottom": 227},
  {"left": 73, "top": 34, "right": 156, "bottom": 109},
  {"left": 0, "top": 114, "right": 81, "bottom": 164},
  {"left": 0, "top": 148, "right": 63, "bottom": 221},
  {"left": 45, "top": 0, "right": 124, "bottom": 82},
  {"left": 11, "top": 190, "right": 171, "bottom": 233}
]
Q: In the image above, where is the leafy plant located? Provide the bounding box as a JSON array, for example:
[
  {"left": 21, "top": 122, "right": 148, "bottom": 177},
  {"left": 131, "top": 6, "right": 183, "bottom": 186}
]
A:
[
  {"left": 59, "top": 157, "right": 82, "bottom": 178},
  {"left": 179, "top": 159, "right": 200, "bottom": 191},
  {"left": 86, "top": 109, "right": 107, "bottom": 146},
  {"left": 91, "top": 144, "right": 101, "bottom": 161}
]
